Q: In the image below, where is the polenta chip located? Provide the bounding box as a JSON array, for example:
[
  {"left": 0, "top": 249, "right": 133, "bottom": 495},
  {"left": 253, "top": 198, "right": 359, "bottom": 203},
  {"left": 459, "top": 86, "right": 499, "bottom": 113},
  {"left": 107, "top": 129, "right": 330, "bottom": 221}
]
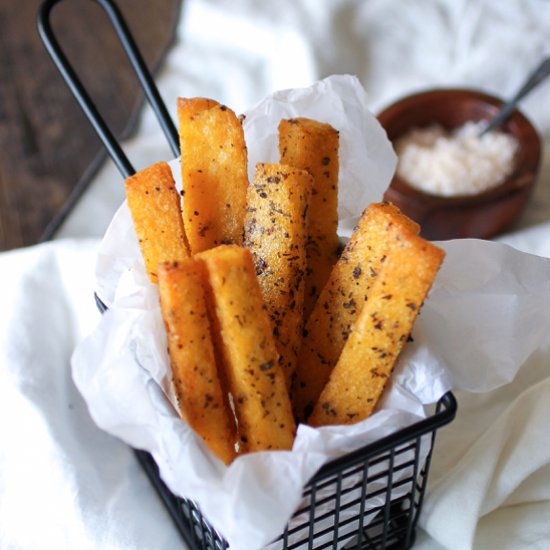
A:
[
  {"left": 178, "top": 96, "right": 219, "bottom": 118},
  {"left": 243, "top": 163, "right": 312, "bottom": 389},
  {"left": 158, "top": 259, "right": 236, "bottom": 464},
  {"left": 279, "top": 117, "right": 340, "bottom": 319},
  {"left": 178, "top": 98, "right": 248, "bottom": 254},
  {"left": 125, "top": 161, "right": 189, "bottom": 283},
  {"left": 197, "top": 245, "right": 296, "bottom": 453},
  {"left": 308, "top": 231, "right": 445, "bottom": 427},
  {"left": 292, "top": 202, "right": 420, "bottom": 422}
]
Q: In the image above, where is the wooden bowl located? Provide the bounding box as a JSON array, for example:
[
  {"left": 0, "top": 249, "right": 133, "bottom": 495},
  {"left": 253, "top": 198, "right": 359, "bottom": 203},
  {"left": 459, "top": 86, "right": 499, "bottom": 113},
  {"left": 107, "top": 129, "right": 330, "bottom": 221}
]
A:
[{"left": 378, "top": 88, "right": 542, "bottom": 240}]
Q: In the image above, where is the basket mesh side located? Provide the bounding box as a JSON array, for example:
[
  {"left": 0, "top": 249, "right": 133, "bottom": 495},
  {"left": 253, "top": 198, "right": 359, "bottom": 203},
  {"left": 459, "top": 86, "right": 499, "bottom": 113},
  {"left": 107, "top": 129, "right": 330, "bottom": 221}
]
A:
[
  {"left": 279, "top": 434, "right": 431, "bottom": 550},
  {"left": 137, "top": 393, "right": 455, "bottom": 550},
  {"left": 179, "top": 499, "right": 229, "bottom": 550},
  {"left": 173, "top": 432, "right": 433, "bottom": 550}
]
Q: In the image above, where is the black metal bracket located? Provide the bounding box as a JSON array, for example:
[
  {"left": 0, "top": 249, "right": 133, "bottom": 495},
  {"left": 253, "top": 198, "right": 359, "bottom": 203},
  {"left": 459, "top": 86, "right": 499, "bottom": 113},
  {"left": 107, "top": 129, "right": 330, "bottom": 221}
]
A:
[{"left": 37, "top": 0, "right": 179, "bottom": 180}]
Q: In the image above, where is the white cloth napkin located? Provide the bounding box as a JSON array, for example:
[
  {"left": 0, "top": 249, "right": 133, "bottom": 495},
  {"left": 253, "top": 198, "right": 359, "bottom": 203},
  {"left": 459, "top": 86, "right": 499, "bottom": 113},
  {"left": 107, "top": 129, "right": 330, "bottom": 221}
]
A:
[
  {"left": 0, "top": 240, "right": 183, "bottom": 549},
  {"left": 2, "top": 1, "right": 550, "bottom": 549}
]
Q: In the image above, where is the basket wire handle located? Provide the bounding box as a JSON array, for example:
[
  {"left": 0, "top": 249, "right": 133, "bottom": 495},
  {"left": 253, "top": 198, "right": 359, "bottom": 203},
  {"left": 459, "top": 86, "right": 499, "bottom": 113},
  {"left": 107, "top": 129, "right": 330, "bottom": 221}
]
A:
[{"left": 37, "top": 0, "right": 179, "bottom": 179}]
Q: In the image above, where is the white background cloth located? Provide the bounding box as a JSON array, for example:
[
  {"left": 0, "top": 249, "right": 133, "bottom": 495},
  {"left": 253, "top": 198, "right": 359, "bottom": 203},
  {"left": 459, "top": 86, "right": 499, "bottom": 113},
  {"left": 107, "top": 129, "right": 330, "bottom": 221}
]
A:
[{"left": 2, "top": 0, "right": 550, "bottom": 549}]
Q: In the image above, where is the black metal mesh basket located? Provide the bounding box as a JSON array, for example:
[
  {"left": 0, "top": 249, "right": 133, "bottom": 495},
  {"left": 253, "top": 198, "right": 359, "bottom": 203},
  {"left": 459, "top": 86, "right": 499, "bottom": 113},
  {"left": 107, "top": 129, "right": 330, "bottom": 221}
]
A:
[
  {"left": 41, "top": 3, "right": 458, "bottom": 548},
  {"left": 94, "top": 292, "right": 455, "bottom": 549},
  {"left": 134, "top": 393, "right": 456, "bottom": 550}
]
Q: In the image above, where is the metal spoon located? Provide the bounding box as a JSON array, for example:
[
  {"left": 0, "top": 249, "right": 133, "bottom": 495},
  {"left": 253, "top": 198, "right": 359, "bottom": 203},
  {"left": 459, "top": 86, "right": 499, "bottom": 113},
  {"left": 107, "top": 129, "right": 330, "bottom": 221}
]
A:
[{"left": 480, "top": 56, "right": 550, "bottom": 136}]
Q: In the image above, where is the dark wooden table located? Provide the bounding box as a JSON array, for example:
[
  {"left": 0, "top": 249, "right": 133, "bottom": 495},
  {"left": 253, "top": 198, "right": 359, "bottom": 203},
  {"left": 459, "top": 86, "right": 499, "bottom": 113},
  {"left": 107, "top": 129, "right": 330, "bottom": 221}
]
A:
[{"left": 0, "top": 0, "right": 182, "bottom": 251}]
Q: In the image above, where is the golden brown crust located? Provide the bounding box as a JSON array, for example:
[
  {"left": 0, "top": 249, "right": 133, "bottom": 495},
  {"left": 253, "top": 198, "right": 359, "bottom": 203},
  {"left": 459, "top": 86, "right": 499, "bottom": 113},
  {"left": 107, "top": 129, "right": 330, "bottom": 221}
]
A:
[
  {"left": 292, "top": 202, "right": 420, "bottom": 422},
  {"left": 125, "top": 161, "right": 189, "bottom": 283},
  {"left": 158, "top": 258, "right": 236, "bottom": 463},
  {"left": 309, "top": 230, "right": 444, "bottom": 427},
  {"left": 178, "top": 99, "right": 248, "bottom": 254},
  {"left": 197, "top": 245, "right": 296, "bottom": 453},
  {"left": 243, "top": 163, "right": 313, "bottom": 389},
  {"left": 278, "top": 118, "right": 340, "bottom": 319}
]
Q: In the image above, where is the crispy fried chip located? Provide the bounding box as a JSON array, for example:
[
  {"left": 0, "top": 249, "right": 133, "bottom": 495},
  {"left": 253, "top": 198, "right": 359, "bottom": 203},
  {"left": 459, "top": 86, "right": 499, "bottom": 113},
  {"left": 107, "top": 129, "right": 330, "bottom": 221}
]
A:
[
  {"left": 177, "top": 96, "right": 219, "bottom": 118},
  {"left": 308, "top": 231, "right": 445, "bottom": 427},
  {"left": 197, "top": 245, "right": 296, "bottom": 453},
  {"left": 292, "top": 202, "right": 420, "bottom": 421},
  {"left": 243, "top": 163, "right": 312, "bottom": 389},
  {"left": 125, "top": 161, "right": 189, "bottom": 283},
  {"left": 158, "top": 259, "right": 236, "bottom": 464},
  {"left": 178, "top": 98, "right": 248, "bottom": 254},
  {"left": 279, "top": 117, "right": 340, "bottom": 319}
]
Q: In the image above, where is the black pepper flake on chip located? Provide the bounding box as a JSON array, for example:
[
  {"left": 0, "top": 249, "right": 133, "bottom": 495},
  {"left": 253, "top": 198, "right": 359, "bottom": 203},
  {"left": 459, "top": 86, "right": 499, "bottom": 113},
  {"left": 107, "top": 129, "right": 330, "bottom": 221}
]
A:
[
  {"left": 260, "top": 360, "right": 275, "bottom": 371},
  {"left": 352, "top": 266, "right": 361, "bottom": 279}
]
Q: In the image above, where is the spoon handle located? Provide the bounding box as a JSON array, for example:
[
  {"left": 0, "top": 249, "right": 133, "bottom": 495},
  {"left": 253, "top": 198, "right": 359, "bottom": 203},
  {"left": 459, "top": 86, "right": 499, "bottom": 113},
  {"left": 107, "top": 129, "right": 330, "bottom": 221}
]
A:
[{"left": 481, "top": 56, "right": 550, "bottom": 136}]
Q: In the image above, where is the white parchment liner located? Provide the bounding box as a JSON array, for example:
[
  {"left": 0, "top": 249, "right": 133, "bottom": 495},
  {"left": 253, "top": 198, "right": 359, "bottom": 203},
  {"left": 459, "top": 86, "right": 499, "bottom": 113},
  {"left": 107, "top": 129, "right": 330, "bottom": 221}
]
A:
[{"left": 72, "top": 75, "right": 550, "bottom": 550}]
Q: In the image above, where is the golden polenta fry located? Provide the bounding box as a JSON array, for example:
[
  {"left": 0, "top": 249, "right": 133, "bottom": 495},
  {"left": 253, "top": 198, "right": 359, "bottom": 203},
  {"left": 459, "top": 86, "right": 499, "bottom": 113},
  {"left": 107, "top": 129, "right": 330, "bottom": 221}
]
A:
[
  {"left": 243, "top": 163, "right": 313, "bottom": 389},
  {"left": 158, "top": 259, "right": 236, "bottom": 464},
  {"left": 125, "top": 161, "right": 189, "bottom": 283},
  {"left": 279, "top": 117, "right": 340, "bottom": 319},
  {"left": 308, "top": 232, "right": 445, "bottom": 427},
  {"left": 292, "top": 202, "right": 420, "bottom": 422},
  {"left": 177, "top": 96, "right": 219, "bottom": 118},
  {"left": 178, "top": 98, "right": 248, "bottom": 254},
  {"left": 197, "top": 245, "right": 296, "bottom": 453}
]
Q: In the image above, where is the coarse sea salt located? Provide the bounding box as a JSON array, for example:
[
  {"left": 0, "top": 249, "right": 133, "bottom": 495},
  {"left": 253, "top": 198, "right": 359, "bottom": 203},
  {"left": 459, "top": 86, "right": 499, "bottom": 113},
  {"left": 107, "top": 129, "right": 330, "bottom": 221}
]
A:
[{"left": 394, "top": 121, "right": 518, "bottom": 197}]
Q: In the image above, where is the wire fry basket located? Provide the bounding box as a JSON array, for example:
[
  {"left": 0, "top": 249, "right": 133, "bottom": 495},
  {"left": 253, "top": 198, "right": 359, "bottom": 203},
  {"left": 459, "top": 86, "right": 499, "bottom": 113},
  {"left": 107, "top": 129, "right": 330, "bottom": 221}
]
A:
[
  {"left": 135, "top": 393, "right": 456, "bottom": 549},
  {"left": 40, "top": 2, "right": 458, "bottom": 547}
]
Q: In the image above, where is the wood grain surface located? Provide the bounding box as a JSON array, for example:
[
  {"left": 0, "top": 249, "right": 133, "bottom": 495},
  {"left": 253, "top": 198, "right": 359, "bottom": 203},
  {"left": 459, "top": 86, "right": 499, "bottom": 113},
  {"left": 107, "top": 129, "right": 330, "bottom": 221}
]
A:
[{"left": 0, "top": 0, "right": 182, "bottom": 251}]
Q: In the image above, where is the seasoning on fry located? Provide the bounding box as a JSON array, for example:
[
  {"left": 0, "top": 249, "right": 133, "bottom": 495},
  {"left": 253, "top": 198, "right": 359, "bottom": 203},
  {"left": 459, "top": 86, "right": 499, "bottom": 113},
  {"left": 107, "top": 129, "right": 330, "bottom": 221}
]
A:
[
  {"left": 292, "top": 202, "right": 420, "bottom": 422},
  {"left": 197, "top": 245, "right": 296, "bottom": 453},
  {"left": 158, "top": 259, "right": 236, "bottom": 464},
  {"left": 243, "top": 163, "right": 312, "bottom": 389},
  {"left": 178, "top": 98, "right": 248, "bottom": 254},
  {"left": 279, "top": 117, "right": 340, "bottom": 319},
  {"left": 309, "top": 230, "right": 445, "bottom": 426},
  {"left": 125, "top": 161, "right": 189, "bottom": 283}
]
